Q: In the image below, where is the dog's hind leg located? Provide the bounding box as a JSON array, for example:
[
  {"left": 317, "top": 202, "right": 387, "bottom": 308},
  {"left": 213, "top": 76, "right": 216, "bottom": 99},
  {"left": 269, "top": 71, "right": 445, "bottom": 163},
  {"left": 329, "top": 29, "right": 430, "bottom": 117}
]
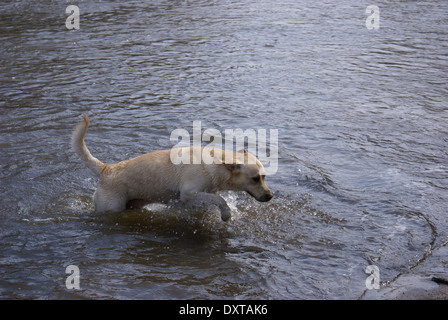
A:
[{"left": 93, "top": 188, "right": 127, "bottom": 213}]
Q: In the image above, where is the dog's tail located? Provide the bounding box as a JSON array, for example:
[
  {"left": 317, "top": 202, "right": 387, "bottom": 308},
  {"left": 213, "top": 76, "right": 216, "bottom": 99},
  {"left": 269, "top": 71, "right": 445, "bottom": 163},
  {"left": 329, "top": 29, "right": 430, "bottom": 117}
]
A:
[{"left": 71, "top": 115, "right": 105, "bottom": 176}]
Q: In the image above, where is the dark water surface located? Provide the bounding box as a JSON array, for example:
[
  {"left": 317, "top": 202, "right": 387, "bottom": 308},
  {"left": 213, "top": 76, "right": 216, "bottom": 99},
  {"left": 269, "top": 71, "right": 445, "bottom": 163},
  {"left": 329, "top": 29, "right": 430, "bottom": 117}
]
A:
[{"left": 1, "top": 0, "right": 447, "bottom": 299}]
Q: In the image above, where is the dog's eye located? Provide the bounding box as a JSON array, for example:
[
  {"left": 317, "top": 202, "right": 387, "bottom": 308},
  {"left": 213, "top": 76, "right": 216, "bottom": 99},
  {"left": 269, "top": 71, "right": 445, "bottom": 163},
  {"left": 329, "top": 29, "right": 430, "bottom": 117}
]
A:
[{"left": 252, "top": 176, "right": 261, "bottom": 183}]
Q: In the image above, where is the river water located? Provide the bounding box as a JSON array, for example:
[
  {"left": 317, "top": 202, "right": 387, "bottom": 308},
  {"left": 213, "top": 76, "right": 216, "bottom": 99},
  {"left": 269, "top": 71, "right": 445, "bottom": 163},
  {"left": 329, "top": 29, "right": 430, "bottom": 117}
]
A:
[{"left": 1, "top": 0, "right": 447, "bottom": 299}]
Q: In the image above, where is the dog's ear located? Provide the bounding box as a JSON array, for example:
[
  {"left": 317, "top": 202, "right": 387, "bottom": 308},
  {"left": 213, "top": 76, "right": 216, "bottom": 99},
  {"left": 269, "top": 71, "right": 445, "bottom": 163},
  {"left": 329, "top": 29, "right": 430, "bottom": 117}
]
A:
[
  {"left": 224, "top": 163, "right": 242, "bottom": 172},
  {"left": 237, "top": 149, "right": 248, "bottom": 154}
]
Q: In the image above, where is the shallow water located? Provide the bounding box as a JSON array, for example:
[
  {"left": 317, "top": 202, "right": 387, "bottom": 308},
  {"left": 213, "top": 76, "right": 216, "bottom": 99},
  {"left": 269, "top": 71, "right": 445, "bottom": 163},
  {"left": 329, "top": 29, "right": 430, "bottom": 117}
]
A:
[{"left": 1, "top": 0, "right": 447, "bottom": 299}]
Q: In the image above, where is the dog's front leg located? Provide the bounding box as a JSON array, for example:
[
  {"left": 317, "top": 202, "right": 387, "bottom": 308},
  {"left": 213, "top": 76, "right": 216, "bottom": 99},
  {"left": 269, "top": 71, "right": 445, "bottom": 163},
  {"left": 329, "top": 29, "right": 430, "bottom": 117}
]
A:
[{"left": 180, "top": 191, "right": 231, "bottom": 221}]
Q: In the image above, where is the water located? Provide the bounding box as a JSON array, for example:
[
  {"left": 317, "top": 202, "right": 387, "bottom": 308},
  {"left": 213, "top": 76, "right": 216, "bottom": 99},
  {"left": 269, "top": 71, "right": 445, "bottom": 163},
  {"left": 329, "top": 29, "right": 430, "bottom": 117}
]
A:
[{"left": 1, "top": 0, "right": 447, "bottom": 299}]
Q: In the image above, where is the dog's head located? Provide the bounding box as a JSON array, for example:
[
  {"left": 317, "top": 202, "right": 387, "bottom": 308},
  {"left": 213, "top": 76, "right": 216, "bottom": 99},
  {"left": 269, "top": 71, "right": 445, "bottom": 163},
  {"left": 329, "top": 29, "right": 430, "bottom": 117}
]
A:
[{"left": 224, "top": 150, "right": 273, "bottom": 202}]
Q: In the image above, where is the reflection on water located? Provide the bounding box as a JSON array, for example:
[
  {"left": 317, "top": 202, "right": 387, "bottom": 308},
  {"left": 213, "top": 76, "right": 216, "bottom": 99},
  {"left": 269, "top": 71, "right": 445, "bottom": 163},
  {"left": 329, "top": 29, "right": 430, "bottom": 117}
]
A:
[{"left": 1, "top": 0, "right": 447, "bottom": 299}]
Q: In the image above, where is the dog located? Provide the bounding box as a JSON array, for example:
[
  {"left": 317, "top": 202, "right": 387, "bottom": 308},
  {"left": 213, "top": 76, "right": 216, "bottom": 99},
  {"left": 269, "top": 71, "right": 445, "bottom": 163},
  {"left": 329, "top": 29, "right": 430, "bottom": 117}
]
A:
[{"left": 72, "top": 115, "right": 273, "bottom": 221}]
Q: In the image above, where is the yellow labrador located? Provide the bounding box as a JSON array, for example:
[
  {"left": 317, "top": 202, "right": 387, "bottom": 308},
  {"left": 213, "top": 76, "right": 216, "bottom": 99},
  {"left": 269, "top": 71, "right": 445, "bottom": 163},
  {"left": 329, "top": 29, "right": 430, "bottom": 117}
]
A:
[{"left": 72, "top": 115, "right": 273, "bottom": 221}]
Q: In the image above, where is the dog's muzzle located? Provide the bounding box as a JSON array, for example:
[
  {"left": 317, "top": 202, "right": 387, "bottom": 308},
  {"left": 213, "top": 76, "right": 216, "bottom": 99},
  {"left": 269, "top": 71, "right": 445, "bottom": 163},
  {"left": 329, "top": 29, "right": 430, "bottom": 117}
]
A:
[
  {"left": 260, "top": 192, "right": 274, "bottom": 202},
  {"left": 247, "top": 191, "right": 274, "bottom": 202}
]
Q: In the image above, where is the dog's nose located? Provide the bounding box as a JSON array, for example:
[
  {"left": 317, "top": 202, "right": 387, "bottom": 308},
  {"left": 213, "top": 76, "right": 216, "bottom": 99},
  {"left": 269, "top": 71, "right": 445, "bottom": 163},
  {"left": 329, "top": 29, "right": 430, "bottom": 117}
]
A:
[{"left": 264, "top": 192, "right": 273, "bottom": 201}]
